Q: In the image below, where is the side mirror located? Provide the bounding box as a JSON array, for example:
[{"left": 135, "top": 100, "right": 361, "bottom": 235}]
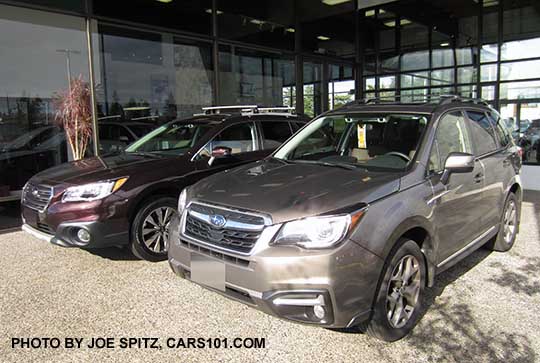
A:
[
  {"left": 211, "top": 146, "right": 232, "bottom": 158},
  {"left": 441, "top": 152, "right": 475, "bottom": 185},
  {"left": 208, "top": 146, "right": 232, "bottom": 166}
]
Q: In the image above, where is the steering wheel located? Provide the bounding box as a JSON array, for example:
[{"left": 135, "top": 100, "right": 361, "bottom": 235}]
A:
[{"left": 384, "top": 151, "right": 411, "bottom": 162}]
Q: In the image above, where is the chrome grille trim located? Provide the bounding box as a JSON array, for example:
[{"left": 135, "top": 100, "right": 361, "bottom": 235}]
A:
[
  {"left": 181, "top": 201, "right": 272, "bottom": 255},
  {"left": 22, "top": 183, "right": 53, "bottom": 212}
]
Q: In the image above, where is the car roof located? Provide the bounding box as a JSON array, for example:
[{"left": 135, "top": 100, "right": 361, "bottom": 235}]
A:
[{"left": 327, "top": 98, "right": 492, "bottom": 116}]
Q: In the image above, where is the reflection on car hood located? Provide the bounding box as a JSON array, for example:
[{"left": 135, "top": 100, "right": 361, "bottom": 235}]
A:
[
  {"left": 32, "top": 152, "right": 181, "bottom": 185},
  {"left": 191, "top": 159, "right": 401, "bottom": 224}
]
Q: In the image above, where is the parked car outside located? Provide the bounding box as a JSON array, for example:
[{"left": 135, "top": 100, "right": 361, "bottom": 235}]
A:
[
  {"left": 98, "top": 121, "right": 157, "bottom": 153},
  {"left": 518, "top": 119, "right": 540, "bottom": 162},
  {"left": 0, "top": 126, "right": 67, "bottom": 191},
  {"left": 20, "top": 106, "right": 308, "bottom": 261},
  {"left": 168, "top": 97, "right": 522, "bottom": 341}
]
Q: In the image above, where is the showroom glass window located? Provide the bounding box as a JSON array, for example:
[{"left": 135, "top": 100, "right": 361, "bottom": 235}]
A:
[
  {"left": 218, "top": 46, "right": 295, "bottom": 109},
  {"left": 95, "top": 24, "right": 214, "bottom": 151},
  {"left": 0, "top": 5, "right": 90, "bottom": 193}
]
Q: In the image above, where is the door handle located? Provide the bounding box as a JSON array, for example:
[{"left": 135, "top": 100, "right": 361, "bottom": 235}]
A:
[{"left": 474, "top": 173, "right": 484, "bottom": 183}]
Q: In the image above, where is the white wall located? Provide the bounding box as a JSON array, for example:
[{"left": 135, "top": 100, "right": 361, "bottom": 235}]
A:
[{"left": 522, "top": 165, "right": 540, "bottom": 191}]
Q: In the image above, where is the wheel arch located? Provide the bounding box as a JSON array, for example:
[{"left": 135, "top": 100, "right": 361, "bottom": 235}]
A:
[
  {"left": 381, "top": 217, "right": 437, "bottom": 287},
  {"left": 127, "top": 181, "right": 186, "bottom": 236}
]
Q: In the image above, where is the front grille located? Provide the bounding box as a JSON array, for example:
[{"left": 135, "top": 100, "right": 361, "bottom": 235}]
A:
[
  {"left": 22, "top": 183, "right": 53, "bottom": 212},
  {"left": 36, "top": 222, "right": 54, "bottom": 235},
  {"left": 183, "top": 203, "right": 266, "bottom": 254}
]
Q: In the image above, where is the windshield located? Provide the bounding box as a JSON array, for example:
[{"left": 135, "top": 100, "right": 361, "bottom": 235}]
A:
[
  {"left": 274, "top": 113, "right": 429, "bottom": 171},
  {"left": 125, "top": 121, "right": 213, "bottom": 155},
  {"left": 128, "top": 124, "right": 156, "bottom": 138}
]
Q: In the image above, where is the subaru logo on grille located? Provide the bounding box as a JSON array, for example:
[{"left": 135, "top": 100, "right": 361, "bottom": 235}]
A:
[
  {"left": 210, "top": 214, "right": 227, "bottom": 228},
  {"left": 32, "top": 188, "right": 39, "bottom": 197}
]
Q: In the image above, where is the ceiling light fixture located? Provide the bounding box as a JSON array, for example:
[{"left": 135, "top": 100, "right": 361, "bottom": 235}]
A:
[
  {"left": 440, "top": 42, "right": 450, "bottom": 47},
  {"left": 322, "top": 0, "right": 351, "bottom": 5},
  {"left": 250, "top": 19, "right": 265, "bottom": 25},
  {"left": 317, "top": 35, "right": 331, "bottom": 41},
  {"left": 205, "top": 8, "right": 223, "bottom": 15},
  {"left": 156, "top": 0, "right": 173, "bottom": 3},
  {"left": 286, "top": 28, "right": 295, "bottom": 33}
]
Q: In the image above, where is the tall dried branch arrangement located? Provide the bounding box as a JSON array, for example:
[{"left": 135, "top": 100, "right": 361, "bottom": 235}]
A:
[{"left": 54, "top": 76, "right": 93, "bottom": 160}]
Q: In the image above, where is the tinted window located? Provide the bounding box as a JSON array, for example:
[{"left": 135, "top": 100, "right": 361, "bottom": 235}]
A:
[
  {"left": 430, "top": 112, "right": 473, "bottom": 172},
  {"left": 200, "top": 123, "right": 256, "bottom": 157},
  {"left": 261, "top": 121, "right": 293, "bottom": 149},
  {"left": 466, "top": 111, "right": 498, "bottom": 155},
  {"left": 489, "top": 111, "right": 512, "bottom": 147},
  {"left": 99, "top": 125, "right": 112, "bottom": 139}
]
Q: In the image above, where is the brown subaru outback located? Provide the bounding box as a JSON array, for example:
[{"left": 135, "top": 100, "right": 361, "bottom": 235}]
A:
[{"left": 21, "top": 106, "right": 308, "bottom": 261}]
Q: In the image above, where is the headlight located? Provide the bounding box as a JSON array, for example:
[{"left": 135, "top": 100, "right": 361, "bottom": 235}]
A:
[
  {"left": 178, "top": 188, "right": 187, "bottom": 215},
  {"left": 62, "top": 177, "right": 128, "bottom": 202},
  {"left": 273, "top": 215, "right": 351, "bottom": 249}
]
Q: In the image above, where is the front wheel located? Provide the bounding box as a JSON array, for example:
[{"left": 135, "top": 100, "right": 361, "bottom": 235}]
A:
[
  {"left": 364, "top": 239, "right": 426, "bottom": 342},
  {"left": 486, "top": 192, "right": 519, "bottom": 252},
  {"left": 130, "top": 196, "right": 178, "bottom": 262}
]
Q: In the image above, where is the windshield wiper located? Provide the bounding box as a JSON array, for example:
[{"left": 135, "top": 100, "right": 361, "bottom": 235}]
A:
[
  {"left": 125, "top": 151, "right": 164, "bottom": 158},
  {"left": 291, "top": 160, "right": 358, "bottom": 170}
]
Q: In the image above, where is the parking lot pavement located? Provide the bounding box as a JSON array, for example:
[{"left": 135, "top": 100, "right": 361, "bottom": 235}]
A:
[{"left": 1, "top": 192, "right": 539, "bottom": 363}]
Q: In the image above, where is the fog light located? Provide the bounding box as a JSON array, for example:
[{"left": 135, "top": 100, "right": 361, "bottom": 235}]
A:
[
  {"left": 77, "top": 229, "right": 91, "bottom": 243},
  {"left": 313, "top": 305, "right": 325, "bottom": 320}
]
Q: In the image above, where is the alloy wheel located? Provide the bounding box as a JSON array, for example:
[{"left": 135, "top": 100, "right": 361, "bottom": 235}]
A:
[
  {"left": 141, "top": 206, "right": 177, "bottom": 253},
  {"left": 503, "top": 200, "right": 517, "bottom": 245},
  {"left": 386, "top": 255, "right": 421, "bottom": 329}
]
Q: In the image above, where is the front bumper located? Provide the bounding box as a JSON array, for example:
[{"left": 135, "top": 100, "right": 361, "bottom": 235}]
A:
[
  {"left": 168, "top": 215, "right": 383, "bottom": 328},
  {"left": 21, "top": 203, "right": 129, "bottom": 248}
]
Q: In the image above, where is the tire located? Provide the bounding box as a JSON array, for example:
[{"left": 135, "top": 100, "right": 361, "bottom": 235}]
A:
[
  {"left": 364, "top": 239, "right": 426, "bottom": 342},
  {"left": 130, "top": 196, "right": 178, "bottom": 262},
  {"left": 486, "top": 192, "right": 519, "bottom": 252}
]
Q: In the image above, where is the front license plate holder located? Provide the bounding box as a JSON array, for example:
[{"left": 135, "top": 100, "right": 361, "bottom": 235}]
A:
[{"left": 191, "top": 253, "right": 225, "bottom": 292}]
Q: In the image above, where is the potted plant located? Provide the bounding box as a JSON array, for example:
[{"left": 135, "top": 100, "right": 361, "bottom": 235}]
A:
[{"left": 54, "top": 76, "right": 93, "bottom": 160}]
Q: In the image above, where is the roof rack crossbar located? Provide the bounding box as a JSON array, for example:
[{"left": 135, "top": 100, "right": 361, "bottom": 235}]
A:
[
  {"left": 201, "top": 105, "right": 259, "bottom": 114},
  {"left": 195, "top": 105, "right": 297, "bottom": 117}
]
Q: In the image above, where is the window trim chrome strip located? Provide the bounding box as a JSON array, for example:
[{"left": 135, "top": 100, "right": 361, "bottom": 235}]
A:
[{"left": 188, "top": 209, "right": 265, "bottom": 232}]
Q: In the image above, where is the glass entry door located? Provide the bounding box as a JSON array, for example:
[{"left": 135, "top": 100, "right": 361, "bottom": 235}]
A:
[{"left": 501, "top": 100, "right": 540, "bottom": 164}]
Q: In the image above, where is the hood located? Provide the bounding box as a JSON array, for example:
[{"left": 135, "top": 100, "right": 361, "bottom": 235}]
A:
[
  {"left": 191, "top": 158, "right": 401, "bottom": 224},
  {"left": 32, "top": 153, "right": 184, "bottom": 185}
]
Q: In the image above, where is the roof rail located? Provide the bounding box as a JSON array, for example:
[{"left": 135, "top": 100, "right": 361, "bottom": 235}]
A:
[
  {"left": 437, "top": 94, "right": 491, "bottom": 107},
  {"left": 340, "top": 94, "right": 491, "bottom": 108},
  {"left": 195, "top": 105, "right": 297, "bottom": 117}
]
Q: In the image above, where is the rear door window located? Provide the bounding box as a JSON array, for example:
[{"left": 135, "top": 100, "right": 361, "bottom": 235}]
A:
[
  {"left": 260, "top": 121, "right": 293, "bottom": 149},
  {"left": 466, "top": 111, "right": 498, "bottom": 155},
  {"left": 488, "top": 111, "right": 512, "bottom": 147}
]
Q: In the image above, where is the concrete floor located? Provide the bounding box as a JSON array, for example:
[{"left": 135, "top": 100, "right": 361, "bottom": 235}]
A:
[{"left": 1, "top": 192, "right": 539, "bottom": 363}]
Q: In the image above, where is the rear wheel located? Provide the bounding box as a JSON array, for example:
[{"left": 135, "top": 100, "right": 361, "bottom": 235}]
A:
[
  {"left": 130, "top": 196, "right": 177, "bottom": 262},
  {"left": 364, "top": 239, "right": 426, "bottom": 342},
  {"left": 487, "top": 192, "right": 519, "bottom": 252}
]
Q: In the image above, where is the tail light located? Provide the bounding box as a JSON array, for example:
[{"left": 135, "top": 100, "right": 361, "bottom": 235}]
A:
[{"left": 517, "top": 147, "right": 524, "bottom": 158}]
